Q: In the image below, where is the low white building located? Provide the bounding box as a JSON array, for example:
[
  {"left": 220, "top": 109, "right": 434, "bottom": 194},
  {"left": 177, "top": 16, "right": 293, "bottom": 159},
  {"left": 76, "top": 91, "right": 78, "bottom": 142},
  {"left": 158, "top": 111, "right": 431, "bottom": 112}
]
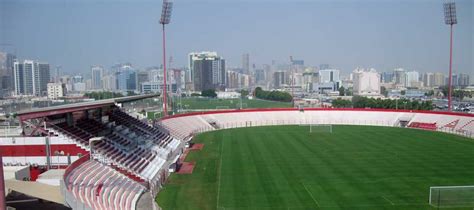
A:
[
  {"left": 47, "top": 83, "right": 66, "bottom": 99},
  {"left": 353, "top": 68, "right": 381, "bottom": 96}
]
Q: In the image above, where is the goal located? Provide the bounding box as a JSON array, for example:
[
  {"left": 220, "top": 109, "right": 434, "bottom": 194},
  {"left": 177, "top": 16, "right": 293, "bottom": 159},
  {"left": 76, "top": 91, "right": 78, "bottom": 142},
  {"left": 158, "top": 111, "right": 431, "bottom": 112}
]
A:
[
  {"left": 309, "top": 124, "right": 332, "bottom": 133},
  {"left": 429, "top": 186, "right": 474, "bottom": 208}
]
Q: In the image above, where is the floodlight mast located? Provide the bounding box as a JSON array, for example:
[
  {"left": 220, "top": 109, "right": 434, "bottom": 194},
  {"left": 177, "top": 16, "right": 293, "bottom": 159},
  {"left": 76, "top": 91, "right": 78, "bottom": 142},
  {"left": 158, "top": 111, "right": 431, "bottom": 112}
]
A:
[
  {"left": 443, "top": 1, "right": 457, "bottom": 112},
  {"left": 160, "top": 0, "right": 173, "bottom": 117},
  {"left": 289, "top": 56, "right": 294, "bottom": 104}
]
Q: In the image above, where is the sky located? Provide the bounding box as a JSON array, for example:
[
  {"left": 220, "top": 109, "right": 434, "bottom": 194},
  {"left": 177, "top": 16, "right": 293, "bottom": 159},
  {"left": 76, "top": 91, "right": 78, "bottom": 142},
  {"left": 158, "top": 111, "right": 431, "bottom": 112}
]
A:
[{"left": 1, "top": 0, "right": 473, "bottom": 77}]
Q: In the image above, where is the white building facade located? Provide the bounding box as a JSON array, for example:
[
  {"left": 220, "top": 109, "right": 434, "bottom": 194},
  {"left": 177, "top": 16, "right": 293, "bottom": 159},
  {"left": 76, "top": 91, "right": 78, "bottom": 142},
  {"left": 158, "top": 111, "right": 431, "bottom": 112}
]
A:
[
  {"left": 47, "top": 83, "right": 66, "bottom": 99},
  {"left": 352, "top": 68, "right": 381, "bottom": 96}
]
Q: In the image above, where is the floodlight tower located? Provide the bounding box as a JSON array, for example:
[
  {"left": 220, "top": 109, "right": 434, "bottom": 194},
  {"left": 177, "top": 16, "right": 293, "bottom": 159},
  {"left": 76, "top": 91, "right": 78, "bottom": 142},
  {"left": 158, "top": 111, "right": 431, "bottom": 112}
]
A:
[
  {"left": 289, "top": 56, "right": 294, "bottom": 103},
  {"left": 443, "top": 0, "right": 457, "bottom": 112},
  {"left": 160, "top": 0, "right": 173, "bottom": 117}
]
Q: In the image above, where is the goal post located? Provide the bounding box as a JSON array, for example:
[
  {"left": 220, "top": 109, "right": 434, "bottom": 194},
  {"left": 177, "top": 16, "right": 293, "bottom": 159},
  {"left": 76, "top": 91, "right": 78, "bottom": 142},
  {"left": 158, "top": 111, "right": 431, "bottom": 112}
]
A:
[
  {"left": 429, "top": 186, "right": 474, "bottom": 208},
  {"left": 309, "top": 124, "right": 333, "bottom": 133}
]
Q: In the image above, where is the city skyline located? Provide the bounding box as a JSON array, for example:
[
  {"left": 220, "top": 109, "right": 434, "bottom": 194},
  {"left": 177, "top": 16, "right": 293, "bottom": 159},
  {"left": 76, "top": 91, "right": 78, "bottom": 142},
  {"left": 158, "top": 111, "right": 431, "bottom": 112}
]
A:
[{"left": 1, "top": 0, "right": 473, "bottom": 77}]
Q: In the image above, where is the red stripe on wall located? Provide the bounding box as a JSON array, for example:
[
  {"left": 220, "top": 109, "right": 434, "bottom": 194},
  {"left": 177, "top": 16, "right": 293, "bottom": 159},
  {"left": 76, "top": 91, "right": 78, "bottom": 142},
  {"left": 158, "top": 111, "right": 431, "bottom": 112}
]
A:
[{"left": 0, "top": 144, "right": 87, "bottom": 157}]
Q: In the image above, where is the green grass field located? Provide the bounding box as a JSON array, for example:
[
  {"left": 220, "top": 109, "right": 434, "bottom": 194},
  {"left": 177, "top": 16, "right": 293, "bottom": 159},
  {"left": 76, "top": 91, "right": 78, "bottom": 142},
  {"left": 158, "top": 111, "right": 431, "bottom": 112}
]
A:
[
  {"left": 156, "top": 125, "right": 474, "bottom": 210},
  {"left": 178, "top": 97, "right": 292, "bottom": 110}
]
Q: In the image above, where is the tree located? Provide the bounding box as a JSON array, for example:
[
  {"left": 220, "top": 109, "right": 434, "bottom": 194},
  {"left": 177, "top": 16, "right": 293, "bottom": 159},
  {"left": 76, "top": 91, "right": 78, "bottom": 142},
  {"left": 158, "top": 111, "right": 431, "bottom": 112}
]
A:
[
  {"left": 401, "top": 90, "right": 406, "bottom": 95},
  {"left": 338, "top": 87, "right": 345, "bottom": 96},
  {"left": 332, "top": 98, "right": 352, "bottom": 108},
  {"left": 240, "top": 89, "right": 249, "bottom": 97},
  {"left": 201, "top": 89, "right": 217, "bottom": 98},
  {"left": 254, "top": 87, "right": 292, "bottom": 102}
]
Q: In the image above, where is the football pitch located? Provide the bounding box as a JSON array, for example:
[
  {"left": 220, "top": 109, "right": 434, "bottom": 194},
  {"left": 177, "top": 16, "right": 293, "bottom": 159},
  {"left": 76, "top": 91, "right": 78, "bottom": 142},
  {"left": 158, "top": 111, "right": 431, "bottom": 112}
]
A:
[{"left": 156, "top": 125, "right": 474, "bottom": 210}]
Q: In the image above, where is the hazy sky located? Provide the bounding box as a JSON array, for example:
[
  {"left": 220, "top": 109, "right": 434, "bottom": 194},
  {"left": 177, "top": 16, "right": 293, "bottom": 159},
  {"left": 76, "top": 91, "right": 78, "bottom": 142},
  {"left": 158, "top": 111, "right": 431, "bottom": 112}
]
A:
[{"left": 1, "top": 0, "right": 473, "bottom": 77}]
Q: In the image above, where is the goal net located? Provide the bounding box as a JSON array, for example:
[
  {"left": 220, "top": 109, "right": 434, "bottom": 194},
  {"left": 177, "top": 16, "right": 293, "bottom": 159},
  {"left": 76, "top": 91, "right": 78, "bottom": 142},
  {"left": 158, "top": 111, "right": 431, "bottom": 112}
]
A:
[
  {"left": 309, "top": 124, "right": 332, "bottom": 133},
  {"left": 429, "top": 186, "right": 474, "bottom": 208}
]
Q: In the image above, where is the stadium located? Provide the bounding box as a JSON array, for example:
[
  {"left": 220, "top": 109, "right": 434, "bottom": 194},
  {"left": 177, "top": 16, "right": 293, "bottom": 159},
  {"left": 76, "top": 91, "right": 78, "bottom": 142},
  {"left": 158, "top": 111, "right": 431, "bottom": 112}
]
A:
[{"left": 1, "top": 95, "right": 473, "bottom": 210}]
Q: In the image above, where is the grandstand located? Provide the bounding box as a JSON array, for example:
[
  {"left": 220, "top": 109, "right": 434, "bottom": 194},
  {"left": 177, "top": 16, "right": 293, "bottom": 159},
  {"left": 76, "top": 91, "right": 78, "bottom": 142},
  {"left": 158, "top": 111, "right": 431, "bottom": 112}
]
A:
[
  {"left": 1, "top": 94, "right": 184, "bottom": 210},
  {"left": 1, "top": 103, "right": 473, "bottom": 209},
  {"left": 160, "top": 108, "right": 474, "bottom": 139}
]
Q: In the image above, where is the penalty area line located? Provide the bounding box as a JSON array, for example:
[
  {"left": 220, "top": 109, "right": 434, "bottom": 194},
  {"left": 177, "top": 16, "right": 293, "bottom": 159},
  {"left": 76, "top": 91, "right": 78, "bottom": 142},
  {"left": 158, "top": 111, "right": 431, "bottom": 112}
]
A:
[
  {"left": 382, "top": 195, "right": 395, "bottom": 205},
  {"left": 302, "top": 182, "right": 320, "bottom": 208}
]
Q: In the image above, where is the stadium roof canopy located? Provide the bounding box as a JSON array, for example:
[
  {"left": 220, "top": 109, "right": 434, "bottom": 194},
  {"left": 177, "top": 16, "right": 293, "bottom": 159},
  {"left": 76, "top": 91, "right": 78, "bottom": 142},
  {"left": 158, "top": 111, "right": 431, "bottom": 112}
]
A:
[{"left": 17, "top": 94, "right": 159, "bottom": 121}]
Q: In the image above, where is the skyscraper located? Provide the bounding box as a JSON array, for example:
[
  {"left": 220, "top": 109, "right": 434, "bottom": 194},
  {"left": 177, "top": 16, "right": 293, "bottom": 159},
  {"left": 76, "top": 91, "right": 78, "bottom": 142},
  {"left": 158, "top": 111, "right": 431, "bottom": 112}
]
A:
[
  {"left": 433, "top": 73, "right": 446, "bottom": 87},
  {"left": 422, "top": 73, "right": 435, "bottom": 87},
  {"left": 116, "top": 64, "right": 137, "bottom": 91},
  {"left": 242, "top": 53, "right": 250, "bottom": 75},
  {"left": 273, "top": 71, "right": 285, "bottom": 89},
  {"left": 381, "top": 72, "right": 394, "bottom": 83},
  {"left": 393, "top": 68, "right": 406, "bottom": 87},
  {"left": 405, "top": 71, "right": 420, "bottom": 88},
  {"left": 319, "top": 69, "right": 340, "bottom": 83},
  {"left": 91, "top": 65, "right": 104, "bottom": 90},
  {"left": 37, "top": 62, "right": 51, "bottom": 95},
  {"left": 188, "top": 51, "right": 218, "bottom": 86},
  {"left": 13, "top": 61, "right": 25, "bottom": 95},
  {"left": 191, "top": 52, "right": 226, "bottom": 91},
  {"left": 14, "top": 60, "right": 49, "bottom": 96},
  {"left": 0, "top": 52, "right": 16, "bottom": 93},
  {"left": 458, "top": 73, "right": 470, "bottom": 87}
]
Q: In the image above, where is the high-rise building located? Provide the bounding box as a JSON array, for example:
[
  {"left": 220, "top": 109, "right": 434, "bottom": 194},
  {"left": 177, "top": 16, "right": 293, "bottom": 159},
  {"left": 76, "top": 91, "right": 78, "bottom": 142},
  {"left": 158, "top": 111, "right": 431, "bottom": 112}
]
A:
[
  {"left": 191, "top": 52, "right": 226, "bottom": 91},
  {"left": 47, "top": 83, "right": 66, "bottom": 99},
  {"left": 393, "top": 68, "right": 406, "bottom": 87},
  {"left": 242, "top": 53, "right": 250, "bottom": 75},
  {"left": 91, "top": 65, "right": 104, "bottom": 90},
  {"left": 458, "top": 73, "right": 470, "bottom": 87},
  {"left": 226, "top": 71, "right": 239, "bottom": 89},
  {"left": 71, "top": 75, "right": 86, "bottom": 92},
  {"left": 273, "top": 71, "right": 285, "bottom": 89},
  {"left": 0, "top": 52, "right": 16, "bottom": 93},
  {"left": 13, "top": 60, "right": 49, "bottom": 96},
  {"left": 381, "top": 72, "right": 394, "bottom": 83},
  {"left": 318, "top": 69, "right": 340, "bottom": 83},
  {"left": 170, "top": 69, "right": 185, "bottom": 91},
  {"left": 137, "top": 71, "right": 149, "bottom": 89},
  {"left": 405, "top": 70, "right": 420, "bottom": 88},
  {"left": 148, "top": 67, "right": 162, "bottom": 83},
  {"left": 433, "top": 73, "right": 446, "bottom": 87},
  {"left": 116, "top": 64, "right": 137, "bottom": 91},
  {"left": 13, "top": 61, "right": 25, "bottom": 95},
  {"left": 422, "top": 73, "right": 435, "bottom": 87},
  {"left": 352, "top": 68, "right": 380, "bottom": 96},
  {"left": 23, "top": 60, "right": 35, "bottom": 95},
  {"left": 255, "top": 69, "right": 265, "bottom": 84},
  {"left": 37, "top": 62, "right": 51, "bottom": 95},
  {"left": 102, "top": 74, "right": 116, "bottom": 91},
  {"left": 53, "top": 66, "right": 61, "bottom": 83},
  {"left": 188, "top": 51, "right": 218, "bottom": 85}
]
